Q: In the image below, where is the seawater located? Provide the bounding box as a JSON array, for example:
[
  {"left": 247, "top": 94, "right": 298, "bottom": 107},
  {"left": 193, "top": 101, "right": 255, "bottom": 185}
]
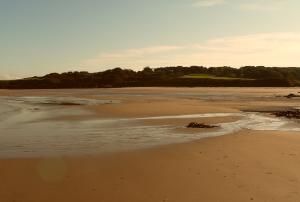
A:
[{"left": 0, "top": 96, "right": 299, "bottom": 158}]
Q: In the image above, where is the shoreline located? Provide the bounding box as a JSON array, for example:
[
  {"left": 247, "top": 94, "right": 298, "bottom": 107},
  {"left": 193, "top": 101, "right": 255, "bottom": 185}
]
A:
[
  {"left": 0, "top": 87, "right": 300, "bottom": 158},
  {"left": 1, "top": 109, "right": 299, "bottom": 158}
]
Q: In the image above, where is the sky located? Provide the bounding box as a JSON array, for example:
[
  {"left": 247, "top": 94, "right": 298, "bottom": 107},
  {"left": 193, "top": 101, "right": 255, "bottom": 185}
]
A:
[{"left": 1, "top": 0, "right": 300, "bottom": 79}]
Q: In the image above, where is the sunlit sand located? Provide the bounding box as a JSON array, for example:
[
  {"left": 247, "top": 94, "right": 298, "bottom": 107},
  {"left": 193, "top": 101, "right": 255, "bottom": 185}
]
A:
[{"left": 1, "top": 87, "right": 300, "bottom": 202}]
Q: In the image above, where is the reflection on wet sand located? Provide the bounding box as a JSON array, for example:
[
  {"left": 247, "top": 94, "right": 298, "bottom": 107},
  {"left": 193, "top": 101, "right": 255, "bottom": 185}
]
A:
[{"left": 0, "top": 93, "right": 300, "bottom": 158}]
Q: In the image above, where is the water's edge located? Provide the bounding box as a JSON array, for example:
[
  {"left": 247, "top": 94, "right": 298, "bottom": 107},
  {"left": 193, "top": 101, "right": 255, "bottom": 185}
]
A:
[{"left": 0, "top": 96, "right": 299, "bottom": 158}]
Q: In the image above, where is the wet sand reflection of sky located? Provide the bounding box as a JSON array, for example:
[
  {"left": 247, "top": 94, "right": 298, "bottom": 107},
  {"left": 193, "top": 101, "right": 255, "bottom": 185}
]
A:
[{"left": 0, "top": 96, "right": 300, "bottom": 158}]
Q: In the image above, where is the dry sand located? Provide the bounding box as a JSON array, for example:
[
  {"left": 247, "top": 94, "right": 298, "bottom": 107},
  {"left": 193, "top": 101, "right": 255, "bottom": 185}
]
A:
[
  {"left": 1, "top": 131, "right": 300, "bottom": 202},
  {"left": 1, "top": 87, "right": 300, "bottom": 202}
]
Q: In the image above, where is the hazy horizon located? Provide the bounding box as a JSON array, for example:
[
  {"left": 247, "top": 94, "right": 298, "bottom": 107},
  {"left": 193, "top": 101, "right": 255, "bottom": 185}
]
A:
[{"left": 2, "top": 0, "right": 300, "bottom": 79}]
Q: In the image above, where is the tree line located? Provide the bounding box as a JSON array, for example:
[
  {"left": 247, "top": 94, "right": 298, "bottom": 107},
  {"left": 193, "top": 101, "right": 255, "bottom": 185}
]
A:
[{"left": 1, "top": 66, "right": 300, "bottom": 89}]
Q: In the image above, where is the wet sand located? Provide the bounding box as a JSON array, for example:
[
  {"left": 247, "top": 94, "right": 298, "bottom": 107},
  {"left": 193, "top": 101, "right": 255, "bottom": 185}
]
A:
[
  {"left": 1, "top": 131, "right": 300, "bottom": 202},
  {"left": 1, "top": 87, "right": 300, "bottom": 202}
]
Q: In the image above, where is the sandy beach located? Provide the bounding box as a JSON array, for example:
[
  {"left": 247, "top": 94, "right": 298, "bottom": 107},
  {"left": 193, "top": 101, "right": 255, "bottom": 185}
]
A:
[{"left": 1, "top": 87, "right": 300, "bottom": 202}]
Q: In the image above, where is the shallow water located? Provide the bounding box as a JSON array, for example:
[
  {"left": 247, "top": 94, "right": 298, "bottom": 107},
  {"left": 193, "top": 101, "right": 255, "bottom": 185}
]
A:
[
  {"left": 97, "top": 91, "right": 276, "bottom": 101},
  {"left": 0, "top": 96, "right": 120, "bottom": 106},
  {"left": 0, "top": 96, "right": 300, "bottom": 158}
]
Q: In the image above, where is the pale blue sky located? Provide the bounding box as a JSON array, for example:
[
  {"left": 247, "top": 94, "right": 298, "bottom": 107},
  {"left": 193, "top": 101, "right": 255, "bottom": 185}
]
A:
[{"left": 1, "top": 0, "right": 300, "bottom": 78}]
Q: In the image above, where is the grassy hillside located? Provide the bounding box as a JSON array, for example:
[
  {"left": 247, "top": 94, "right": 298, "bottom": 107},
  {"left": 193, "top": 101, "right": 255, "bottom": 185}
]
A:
[{"left": 181, "top": 74, "right": 255, "bottom": 80}]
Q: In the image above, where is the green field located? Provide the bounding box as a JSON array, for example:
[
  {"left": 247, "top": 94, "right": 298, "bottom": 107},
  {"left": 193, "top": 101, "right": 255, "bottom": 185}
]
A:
[{"left": 181, "top": 74, "right": 255, "bottom": 80}]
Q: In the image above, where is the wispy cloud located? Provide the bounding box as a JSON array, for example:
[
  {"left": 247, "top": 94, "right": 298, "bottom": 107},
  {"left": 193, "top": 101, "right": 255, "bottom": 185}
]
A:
[
  {"left": 239, "top": 0, "right": 287, "bottom": 11},
  {"left": 81, "top": 32, "right": 300, "bottom": 70},
  {"left": 192, "top": 0, "right": 288, "bottom": 11},
  {"left": 190, "top": 32, "right": 300, "bottom": 66},
  {"left": 192, "top": 0, "right": 226, "bottom": 7},
  {"left": 98, "top": 45, "right": 181, "bottom": 59},
  {"left": 0, "top": 74, "right": 19, "bottom": 80},
  {"left": 83, "top": 45, "right": 182, "bottom": 69}
]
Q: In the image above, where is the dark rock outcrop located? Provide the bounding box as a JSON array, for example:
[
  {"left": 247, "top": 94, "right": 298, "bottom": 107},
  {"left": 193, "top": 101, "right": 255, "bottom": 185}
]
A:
[
  {"left": 284, "top": 94, "right": 300, "bottom": 99},
  {"left": 186, "top": 122, "right": 218, "bottom": 129},
  {"left": 272, "top": 110, "right": 300, "bottom": 119}
]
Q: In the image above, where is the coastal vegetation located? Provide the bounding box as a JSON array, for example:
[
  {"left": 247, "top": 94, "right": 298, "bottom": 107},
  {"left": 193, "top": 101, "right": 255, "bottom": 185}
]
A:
[{"left": 1, "top": 66, "right": 300, "bottom": 89}]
